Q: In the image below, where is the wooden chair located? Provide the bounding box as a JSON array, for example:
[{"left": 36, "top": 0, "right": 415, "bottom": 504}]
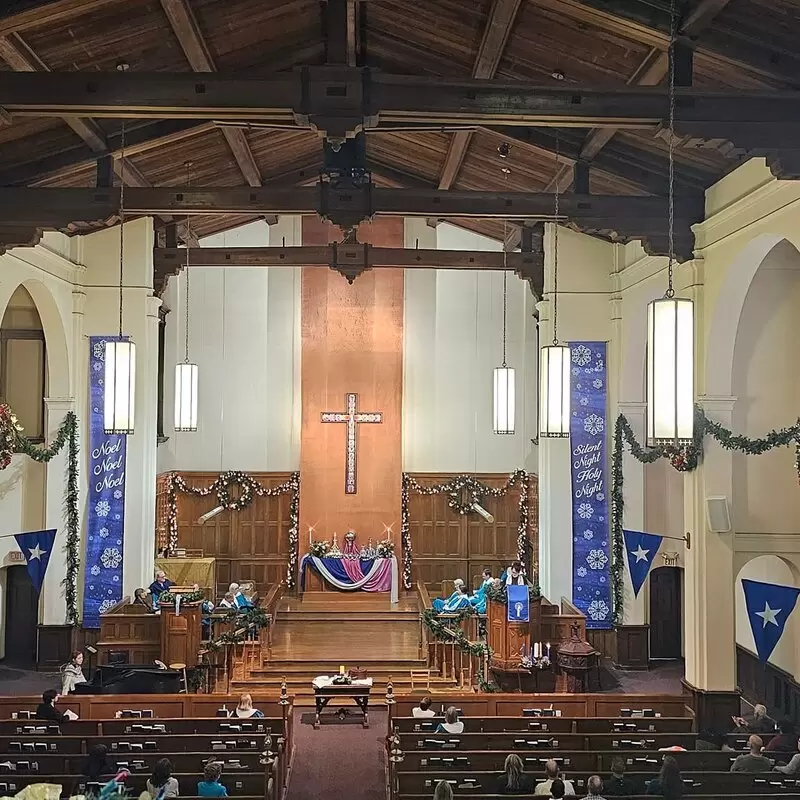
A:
[{"left": 410, "top": 668, "right": 431, "bottom": 692}]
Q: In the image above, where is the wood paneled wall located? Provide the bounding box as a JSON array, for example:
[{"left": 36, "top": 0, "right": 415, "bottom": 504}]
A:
[
  {"left": 737, "top": 644, "right": 800, "bottom": 722},
  {"left": 155, "top": 472, "right": 293, "bottom": 596},
  {"left": 407, "top": 473, "right": 538, "bottom": 593}
]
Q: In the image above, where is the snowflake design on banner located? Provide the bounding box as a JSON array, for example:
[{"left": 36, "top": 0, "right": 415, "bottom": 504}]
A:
[
  {"left": 592, "top": 379, "right": 603, "bottom": 389},
  {"left": 571, "top": 367, "right": 580, "bottom": 376},
  {"left": 95, "top": 500, "right": 110, "bottom": 517},
  {"left": 99, "top": 527, "right": 109, "bottom": 538},
  {"left": 597, "top": 493, "right": 605, "bottom": 502},
  {"left": 577, "top": 502, "right": 594, "bottom": 519},
  {"left": 113, "top": 490, "right": 123, "bottom": 500},
  {"left": 580, "top": 397, "right": 589, "bottom": 406},
  {"left": 92, "top": 342, "right": 105, "bottom": 360},
  {"left": 92, "top": 361, "right": 102, "bottom": 372},
  {"left": 587, "top": 599, "right": 610, "bottom": 621},
  {"left": 587, "top": 549, "right": 609, "bottom": 570},
  {"left": 90, "top": 565, "right": 100, "bottom": 576},
  {"left": 572, "top": 344, "right": 591, "bottom": 366},
  {"left": 577, "top": 566, "right": 587, "bottom": 577},
  {"left": 98, "top": 599, "right": 117, "bottom": 614},
  {"left": 583, "top": 529, "right": 594, "bottom": 540},
  {"left": 583, "top": 413, "right": 604, "bottom": 436},
  {"left": 100, "top": 547, "right": 122, "bottom": 569}
]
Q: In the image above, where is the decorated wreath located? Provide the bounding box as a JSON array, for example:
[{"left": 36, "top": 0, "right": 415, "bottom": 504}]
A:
[{"left": 0, "top": 403, "right": 23, "bottom": 470}]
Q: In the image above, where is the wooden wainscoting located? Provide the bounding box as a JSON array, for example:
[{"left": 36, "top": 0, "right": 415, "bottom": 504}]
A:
[
  {"left": 737, "top": 644, "right": 800, "bottom": 721},
  {"left": 156, "top": 472, "right": 294, "bottom": 597},
  {"left": 407, "top": 472, "right": 538, "bottom": 594}
]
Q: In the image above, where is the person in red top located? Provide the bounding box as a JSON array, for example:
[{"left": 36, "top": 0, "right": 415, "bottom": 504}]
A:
[{"left": 766, "top": 719, "right": 798, "bottom": 753}]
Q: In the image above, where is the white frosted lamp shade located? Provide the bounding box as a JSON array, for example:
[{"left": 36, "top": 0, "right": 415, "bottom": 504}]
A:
[
  {"left": 174, "top": 362, "right": 199, "bottom": 432},
  {"left": 493, "top": 366, "right": 516, "bottom": 435},
  {"left": 103, "top": 340, "right": 136, "bottom": 435},
  {"left": 647, "top": 297, "right": 694, "bottom": 445},
  {"left": 539, "top": 344, "right": 571, "bottom": 438}
]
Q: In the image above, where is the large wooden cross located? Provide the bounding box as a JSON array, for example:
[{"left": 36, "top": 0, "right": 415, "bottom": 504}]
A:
[{"left": 321, "top": 392, "right": 382, "bottom": 495}]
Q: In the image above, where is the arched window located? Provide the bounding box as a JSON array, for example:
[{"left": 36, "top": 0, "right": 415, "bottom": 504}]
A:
[{"left": 0, "top": 286, "right": 46, "bottom": 441}]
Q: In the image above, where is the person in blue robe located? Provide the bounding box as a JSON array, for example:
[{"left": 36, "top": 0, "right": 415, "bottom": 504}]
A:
[
  {"left": 432, "top": 579, "right": 472, "bottom": 613},
  {"left": 468, "top": 569, "right": 493, "bottom": 614}
]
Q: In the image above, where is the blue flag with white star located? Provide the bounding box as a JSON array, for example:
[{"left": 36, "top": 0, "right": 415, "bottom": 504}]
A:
[
  {"left": 623, "top": 529, "right": 663, "bottom": 597},
  {"left": 14, "top": 529, "right": 57, "bottom": 593},
  {"left": 742, "top": 578, "right": 800, "bottom": 663}
]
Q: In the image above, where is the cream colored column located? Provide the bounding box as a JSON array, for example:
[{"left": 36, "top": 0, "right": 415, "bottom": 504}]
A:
[
  {"left": 41, "top": 397, "right": 76, "bottom": 625},
  {"left": 684, "top": 394, "right": 738, "bottom": 691}
]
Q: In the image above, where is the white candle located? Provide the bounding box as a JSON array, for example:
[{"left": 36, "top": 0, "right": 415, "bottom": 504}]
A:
[
  {"left": 533, "top": 642, "right": 540, "bottom": 658},
  {"left": 546, "top": 642, "right": 551, "bottom": 658}
]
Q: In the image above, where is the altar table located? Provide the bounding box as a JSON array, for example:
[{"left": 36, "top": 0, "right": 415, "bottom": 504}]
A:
[
  {"left": 300, "top": 555, "right": 399, "bottom": 603},
  {"left": 312, "top": 676, "right": 373, "bottom": 729}
]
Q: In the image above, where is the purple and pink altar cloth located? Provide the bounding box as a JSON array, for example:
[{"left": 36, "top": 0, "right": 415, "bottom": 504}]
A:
[{"left": 299, "top": 554, "right": 399, "bottom": 603}]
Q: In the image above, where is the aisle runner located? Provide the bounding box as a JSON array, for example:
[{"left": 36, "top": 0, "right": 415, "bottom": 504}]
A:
[
  {"left": 569, "top": 341, "right": 611, "bottom": 630},
  {"left": 83, "top": 336, "right": 128, "bottom": 628}
]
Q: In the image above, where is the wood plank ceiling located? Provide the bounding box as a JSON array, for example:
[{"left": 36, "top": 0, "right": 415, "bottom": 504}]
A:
[{"left": 0, "top": 0, "right": 795, "bottom": 243}]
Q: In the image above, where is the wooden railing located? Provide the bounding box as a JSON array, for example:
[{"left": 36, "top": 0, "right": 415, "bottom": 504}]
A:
[
  {"left": 416, "top": 581, "right": 431, "bottom": 659},
  {"left": 259, "top": 581, "right": 284, "bottom": 662}
]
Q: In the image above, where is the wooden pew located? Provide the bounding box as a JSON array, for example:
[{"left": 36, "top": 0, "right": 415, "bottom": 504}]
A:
[
  {"left": 398, "top": 732, "right": 587, "bottom": 751},
  {"left": 399, "top": 750, "right": 598, "bottom": 772},
  {"left": 0, "top": 717, "right": 286, "bottom": 737},
  {"left": 393, "top": 716, "right": 693, "bottom": 734}
]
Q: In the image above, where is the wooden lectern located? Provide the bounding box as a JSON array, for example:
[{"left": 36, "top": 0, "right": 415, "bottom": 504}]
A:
[
  {"left": 487, "top": 597, "right": 541, "bottom": 670},
  {"left": 160, "top": 605, "right": 202, "bottom": 668}
]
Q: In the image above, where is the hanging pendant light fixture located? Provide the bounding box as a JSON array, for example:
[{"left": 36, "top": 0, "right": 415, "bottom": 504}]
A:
[
  {"left": 646, "top": 0, "right": 694, "bottom": 446},
  {"left": 104, "top": 108, "right": 136, "bottom": 435},
  {"left": 539, "top": 134, "right": 571, "bottom": 438},
  {"left": 493, "top": 172, "right": 515, "bottom": 435},
  {"left": 174, "top": 161, "right": 199, "bottom": 432}
]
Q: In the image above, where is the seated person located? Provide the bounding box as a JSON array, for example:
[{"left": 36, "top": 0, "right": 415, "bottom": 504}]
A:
[
  {"left": 227, "top": 582, "right": 253, "bottom": 609},
  {"left": 534, "top": 760, "right": 575, "bottom": 796},
  {"left": 731, "top": 735, "right": 772, "bottom": 772},
  {"left": 412, "top": 696, "right": 436, "bottom": 718},
  {"left": 433, "top": 780, "right": 453, "bottom": 800},
  {"left": 61, "top": 650, "right": 87, "bottom": 695},
  {"left": 147, "top": 758, "right": 179, "bottom": 799},
  {"left": 432, "top": 579, "right": 471, "bottom": 613},
  {"left": 733, "top": 703, "right": 776, "bottom": 734},
  {"left": 468, "top": 569, "right": 493, "bottom": 614},
  {"left": 603, "top": 757, "right": 638, "bottom": 796},
  {"left": 148, "top": 570, "right": 173, "bottom": 601},
  {"left": 646, "top": 755, "right": 683, "bottom": 797},
  {"left": 132, "top": 588, "right": 153, "bottom": 609},
  {"left": 218, "top": 592, "right": 237, "bottom": 609},
  {"left": 230, "top": 692, "right": 264, "bottom": 719},
  {"left": 495, "top": 753, "right": 534, "bottom": 794},
  {"left": 502, "top": 561, "right": 526, "bottom": 586},
  {"left": 695, "top": 728, "right": 732, "bottom": 751},
  {"left": 435, "top": 706, "right": 463, "bottom": 734},
  {"left": 775, "top": 738, "right": 800, "bottom": 775},
  {"left": 549, "top": 779, "right": 566, "bottom": 799},
  {"left": 766, "top": 719, "right": 798, "bottom": 752},
  {"left": 197, "top": 761, "right": 228, "bottom": 797},
  {"left": 36, "top": 689, "right": 72, "bottom": 723},
  {"left": 82, "top": 744, "right": 115, "bottom": 780}
]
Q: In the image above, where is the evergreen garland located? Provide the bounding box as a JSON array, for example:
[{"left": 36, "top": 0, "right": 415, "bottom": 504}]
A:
[
  {"left": 611, "top": 406, "right": 800, "bottom": 625},
  {"left": 485, "top": 581, "right": 541, "bottom": 605},
  {"left": 420, "top": 607, "right": 491, "bottom": 660},
  {"left": 206, "top": 606, "right": 271, "bottom": 651},
  {"left": 11, "top": 410, "right": 80, "bottom": 624}
]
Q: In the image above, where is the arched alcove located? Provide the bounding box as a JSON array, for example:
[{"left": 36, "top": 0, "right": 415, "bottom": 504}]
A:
[{"left": 735, "top": 555, "right": 800, "bottom": 676}]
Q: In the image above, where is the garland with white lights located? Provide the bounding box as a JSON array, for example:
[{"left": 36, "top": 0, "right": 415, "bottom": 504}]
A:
[
  {"left": 0, "top": 405, "right": 81, "bottom": 624},
  {"left": 401, "top": 470, "right": 533, "bottom": 590},
  {"left": 165, "top": 470, "right": 301, "bottom": 588},
  {"left": 611, "top": 406, "right": 800, "bottom": 625}
]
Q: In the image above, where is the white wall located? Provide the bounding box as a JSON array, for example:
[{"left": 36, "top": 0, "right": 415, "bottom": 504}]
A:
[
  {"left": 402, "top": 220, "right": 537, "bottom": 473},
  {"left": 158, "top": 220, "right": 302, "bottom": 474}
]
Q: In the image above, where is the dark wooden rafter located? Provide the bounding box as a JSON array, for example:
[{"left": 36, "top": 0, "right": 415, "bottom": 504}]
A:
[
  {"left": 0, "top": 32, "right": 107, "bottom": 153},
  {"left": 0, "top": 0, "right": 115, "bottom": 37},
  {"left": 0, "top": 183, "right": 703, "bottom": 263},
  {"left": 438, "top": 0, "right": 523, "bottom": 190},
  {"left": 325, "top": 0, "right": 361, "bottom": 67},
  {"left": 158, "top": 0, "right": 263, "bottom": 187}
]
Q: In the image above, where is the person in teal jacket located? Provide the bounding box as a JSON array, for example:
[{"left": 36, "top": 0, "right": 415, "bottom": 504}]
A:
[
  {"left": 197, "top": 761, "right": 228, "bottom": 797},
  {"left": 432, "top": 579, "right": 472, "bottom": 612},
  {"left": 469, "top": 569, "right": 493, "bottom": 614}
]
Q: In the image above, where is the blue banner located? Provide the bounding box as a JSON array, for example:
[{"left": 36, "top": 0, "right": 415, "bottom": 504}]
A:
[
  {"left": 14, "top": 529, "right": 57, "bottom": 593},
  {"left": 623, "top": 529, "right": 664, "bottom": 597},
  {"left": 83, "top": 336, "right": 128, "bottom": 628},
  {"left": 742, "top": 578, "right": 800, "bottom": 663},
  {"left": 570, "top": 342, "right": 611, "bottom": 629},
  {"left": 507, "top": 584, "right": 530, "bottom": 623}
]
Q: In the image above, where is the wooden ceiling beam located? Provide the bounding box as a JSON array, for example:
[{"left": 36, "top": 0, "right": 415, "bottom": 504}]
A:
[
  {"left": 438, "top": 0, "right": 523, "bottom": 190},
  {"left": 159, "top": 0, "right": 263, "bottom": 188},
  {"left": 0, "top": 0, "right": 115, "bottom": 38},
  {"left": 325, "top": 0, "right": 360, "bottom": 67},
  {"left": 0, "top": 32, "right": 107, "bottom": 153}
]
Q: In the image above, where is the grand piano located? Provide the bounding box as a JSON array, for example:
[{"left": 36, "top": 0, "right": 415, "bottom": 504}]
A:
[{"left": 73, "top": 664, "right": 182, "bottom": 695}]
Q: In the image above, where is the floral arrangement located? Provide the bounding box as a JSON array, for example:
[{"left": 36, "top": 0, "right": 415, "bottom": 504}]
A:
[
  {"left": 158, "top": 589, "right": 205, "bottom": 604},
  {"left": 376, "top": 539, "right": 394, "bottom": 557},
  {"left": 0, "top": 403, "right": 23, "bottom": 470},
  {"left": 309, "top": 540, "right": 331, "bottom": 557}
]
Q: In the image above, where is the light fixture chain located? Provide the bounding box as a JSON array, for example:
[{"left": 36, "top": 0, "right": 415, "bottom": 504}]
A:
[
  {"left": 184, "top": 161, "right": 192, "bottom": 363},
  {"left": 667, "top": 0, "right": 676, "bottom": 297},
  {"left": 553, "top": 132, "right": 560, "bottom": 345},
  {"left": 502, "top": 166, "right": 508, "bottom": 367},
  {"left": 118, "top": 119, "right": 126, "bottom": 338}
]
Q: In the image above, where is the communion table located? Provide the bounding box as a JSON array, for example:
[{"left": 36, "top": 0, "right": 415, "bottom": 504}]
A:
[
  {"left": 312, "top": 675, "right": 373, "bottom": 729},
  {"left": 299, "top": 554, "right": 399, "bottom": 603}
]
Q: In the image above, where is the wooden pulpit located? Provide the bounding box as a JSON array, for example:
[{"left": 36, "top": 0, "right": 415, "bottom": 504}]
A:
[
  {"left": 487, "top": 597, "right": 541, "bottom": 670},
  {"left": 160, "top": 605, "right": 202, "bottom": 667}
]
